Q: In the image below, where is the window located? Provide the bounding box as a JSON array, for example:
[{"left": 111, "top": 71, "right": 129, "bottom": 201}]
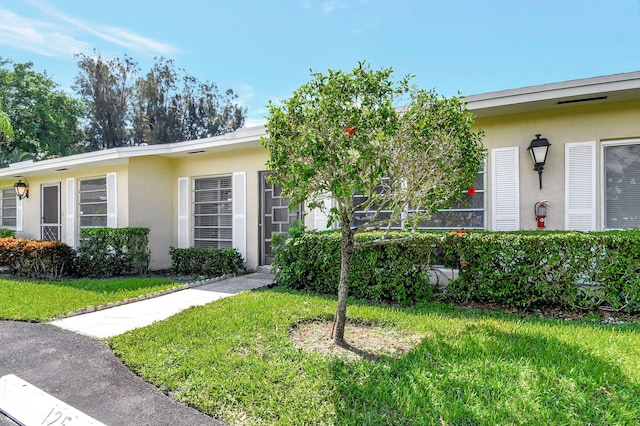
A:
[
  {"left": 79, "top": 177, "right": 107, "bottom": 228},
  {"left": 193, "top": 175, "right": 233, "bottom": 249},
  {"left": 1, "top": 188, "right": 16, "bottom": 227},
  {"left": 351, "top": 170, "right": 486, "bottom": 230},
  {"left": 418, "top": 170, "right": 486, "bottom": 229},
  {"left": 604, "top": 142, "right": 640, "bottom": 229}
]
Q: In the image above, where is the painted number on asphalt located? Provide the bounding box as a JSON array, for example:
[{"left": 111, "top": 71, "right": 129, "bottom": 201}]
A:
[{"left": 42, "top": 407, "right": 73, "bottom": 425}]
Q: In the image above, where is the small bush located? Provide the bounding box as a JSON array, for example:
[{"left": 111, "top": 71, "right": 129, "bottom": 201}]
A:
[
  {"left": 76, "top": 228, "right": 151, "bottom": 278},
  {"left": 0, "top": 228, "right": 15, "bottom": 238},
  {"left": 169, "top": 247, "right": 245, "bottom": 278},
  {"left": 0, "top": 237, "right": 75, "bottom": 278}
]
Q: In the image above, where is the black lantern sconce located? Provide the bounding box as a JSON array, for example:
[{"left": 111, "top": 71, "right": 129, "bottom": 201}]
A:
[
  {"left": 527, "top": 134, "right": 551, "bottom": 189},
  {"left": 13, "top": 180, "right": 29, "bottom": 200}
]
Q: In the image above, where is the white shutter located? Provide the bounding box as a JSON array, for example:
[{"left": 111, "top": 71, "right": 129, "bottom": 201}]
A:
[
  {"left": 15, "top": 197, "right": 23, "bottom": 233},
  {"left": 314, "top": 194, "right": 332, "bottom": 230},
  {"left": 177, "top": 177, "right": 189, "bottom": 248},
  {"left": 232, "top": 172, "right": 247, "bottom": 261},
  {"left": 565, "top": 141, "right": 596, "bottom": 231},
  {"left": 106, "top": 172, "right": 117, "bottom": 228},
  {"left": 491, "top": 147, "right": 520, "bottom": 231},
  {"left": 65, "top": 178, "right": 76, "bottom": 247}
]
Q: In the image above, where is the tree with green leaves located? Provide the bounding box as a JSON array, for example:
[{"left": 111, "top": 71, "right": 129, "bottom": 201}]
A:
[
  {"left": 132, "top": 58, "right": 246, "bottom": 144},
  {"left": 0, "top": 59, "right": 85, "bottom": 163},
  {"left": 75, "top": 53, "right": 246, "bottom": 149},
  {"left": 263, "top": 62, "right": 484, "bottom": 344},
  {"left": 74, "top": 52, "right": 137, "bottom": 150},
  {"left": 0, "top": 99, "right": 13, "bottom": 143}
]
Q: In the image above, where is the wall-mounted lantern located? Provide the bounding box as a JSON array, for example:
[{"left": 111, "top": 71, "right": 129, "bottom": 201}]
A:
[
  {"left": 13, "top": 180, "right": 29, "bottom": 199},
  {"left": 527, "top": 134, "right": 551, "bottom": 189}
]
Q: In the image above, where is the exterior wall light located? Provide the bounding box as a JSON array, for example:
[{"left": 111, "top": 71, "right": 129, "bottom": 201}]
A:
[
  {"left": 527, "top": 134, "right": 551, "bottom": 189},
  {"left": 14, "top": 180, "right": 29, "bottom": 199}
]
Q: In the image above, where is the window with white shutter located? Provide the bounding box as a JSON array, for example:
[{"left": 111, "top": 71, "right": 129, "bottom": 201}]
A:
[
  {"left": 565, "top": 141, "right": 596, "bottom": 231},
  {"left": 491, "top": 147, "right": 520, "bottom": 231}
]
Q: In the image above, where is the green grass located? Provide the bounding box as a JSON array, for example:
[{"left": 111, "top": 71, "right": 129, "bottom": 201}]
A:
[
  {"left": 0, "top": 276, "right": 181, "bottom": 321},
  {"left": 109, "top": 288, "right": 640, "bottom": 425}
]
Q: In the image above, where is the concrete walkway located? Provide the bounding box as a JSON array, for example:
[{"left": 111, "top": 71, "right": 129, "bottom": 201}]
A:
[{"left": 51, "top": 272, "right": 275, "bottom": 338}]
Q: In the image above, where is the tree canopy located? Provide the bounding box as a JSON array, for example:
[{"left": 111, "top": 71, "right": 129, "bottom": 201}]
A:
[
  {"left": 74, "top": 53, "right": 247, "bottom": 149},
  {"left": 263, "top": 62, "right": 485, "bottom": 342},
  {"left": 0, "top": 59, "right": 85, "bottom": 163}
]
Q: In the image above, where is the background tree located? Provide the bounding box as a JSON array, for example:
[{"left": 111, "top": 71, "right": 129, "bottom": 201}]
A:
[
  {"left": 0, "top": 99, "right": 13, "bottom": 143},
  {"left": 263, "top": 63, "right": 484, "bottom": 344},
  {"left": 0, "top": 59, "right": 85, "bottom": 163},
  {"left": 132, "top": 59, "right": 246, "bottom": 144},
  {"left": 76, "top": 53, "right": 246, "bottom": 149},
  {"left": 74, "top": 52, "right": 137, "bottom": 150}
]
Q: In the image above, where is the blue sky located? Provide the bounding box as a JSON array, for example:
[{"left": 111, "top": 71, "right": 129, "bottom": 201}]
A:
[{"left": 2, "top": 0, "right": 640, "bottom": 126}]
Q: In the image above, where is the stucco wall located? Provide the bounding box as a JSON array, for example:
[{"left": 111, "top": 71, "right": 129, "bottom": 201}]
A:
[
  {"left": 128, "top": 157, "right": 174, "bottom": 270},
  {"left": 173, "top": 147, "right": 269, "bottom": 270},
  {"left": 475, "top": 99, "right": 640, "bottom": 230},
  {"left": 0, "top": 163, "right": 129, "bottom": 242}
]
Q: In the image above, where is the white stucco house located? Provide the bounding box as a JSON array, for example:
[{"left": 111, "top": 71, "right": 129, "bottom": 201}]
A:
[{"left": 1, "top": 70, "right": 639, "bottom": 271}]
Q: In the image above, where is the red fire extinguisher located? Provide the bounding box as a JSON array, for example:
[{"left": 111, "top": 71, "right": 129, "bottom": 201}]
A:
[{"left": 535, "top": 200, "right": 548, "bottom": 228}]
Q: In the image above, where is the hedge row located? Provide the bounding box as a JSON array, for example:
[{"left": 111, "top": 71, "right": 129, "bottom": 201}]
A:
[
  {"left": 451, "top": 230, "right": 640, "bottom": 312},
  {"left": 272, "top": 229, "right": 460, "bottom": 305},
  {"left": 76, "top": 227, "right": 151, "bottom": 278},
  {"left": 0, "top": 228, "right": 246, "bottom": 279},
  {"left": 0, "top": 238, "right": 75, "bottom": 278},
  {"left": 169, "top": 247, "right": 245, "bottom": 278},
  {"left": 272, "top": 229, "right": 640, "bottom": 313}
]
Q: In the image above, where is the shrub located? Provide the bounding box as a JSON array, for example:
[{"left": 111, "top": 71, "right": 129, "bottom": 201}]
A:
[
  {"left": 446, "top": 231, "right": 640, "bottom": 312},
  {"left": 273, "top": 228, "right": 640, "bottom": 313},
  {"left": 169, "top": 247, "right": 245, "bottom": 278},
  {"left": 76, "top": 228, "right": 151, "bottom": 278},
  {"left": 0, "top": 228, "right": 15, "bottom": 238},
  {"left": 272, "top": 227, "right": 459, "bottom": 305},
  {"left": 0, "top": 237, "right": 75, "bottom": 278}
]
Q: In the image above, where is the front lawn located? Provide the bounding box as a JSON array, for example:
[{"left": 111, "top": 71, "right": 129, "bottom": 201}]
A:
[
  {"left": 0, "top": 276, "right": 180, "bottom": 321},
  {"left": 109, "top": 288, "right": 640, "bottom": 425}
]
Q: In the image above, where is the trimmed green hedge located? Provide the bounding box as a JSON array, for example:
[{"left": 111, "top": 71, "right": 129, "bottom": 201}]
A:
[
  {"left": 0, "top": 237, "right": 75, "bottom": 278},
  {"left": 272, "top": 230, "right": 460, "bottom": 305},
  {"left": 169, "top": 247, "right": 245, "bottom": 278},
  {"left": 76, "top": 228, "right": 151, "bottom": 278},
  {"left": 451, "top": 230, "right": 640, "bottom": 312},
  {"left": 273, "top": 229, "right": 640, "bottom": 312}
]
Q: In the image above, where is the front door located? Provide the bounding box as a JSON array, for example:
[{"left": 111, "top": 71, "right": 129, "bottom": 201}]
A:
[
  {"left": 41, "top": 183, "right": 61, "bottom": 241},
  {"left": 259, "top": 171, "right": 301, "bottom": 265}
]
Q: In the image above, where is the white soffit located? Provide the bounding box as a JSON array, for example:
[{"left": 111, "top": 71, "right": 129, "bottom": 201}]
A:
[{"left": 466, "top": 71, "right": 640, "bottom": 117}]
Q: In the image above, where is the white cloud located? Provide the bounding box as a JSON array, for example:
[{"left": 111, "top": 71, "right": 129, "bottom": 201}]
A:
[
  {"left": 0, "top": 9, "right": 91, "bottom": 56},
  {"left": 0, "top": 1, "right": 179, "bottom": 59}
]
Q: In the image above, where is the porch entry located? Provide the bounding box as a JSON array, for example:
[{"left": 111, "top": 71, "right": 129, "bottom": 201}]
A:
[
  {"left": 259, "top": 171, "right": 301, "bottom": 265},
  {"left": 41, "top": 182, "right": 61, "bottom": 241}
]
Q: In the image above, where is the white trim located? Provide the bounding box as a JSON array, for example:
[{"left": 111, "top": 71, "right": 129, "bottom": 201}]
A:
[
  {"left": 491, "top": 147, "right": 520, "bottom": 231},
  {"left": 600, "top": 138, "right": 640, "bottom": 230},
  {"left": 177, "top": 177, "right": 189, "bottom": 248},
  {"left": 106, "top": 172, "right": 117, "bottom": 228},
  {"left": 15, "top": 197, "right": 23, "bottom": 233},
  {"left": 65, "top": 178, "right": 75, "bottom": 247},
  {"left": 314, "top": 194, "right": 333, "bottom": 230},
  {"left": 232, "top": 172, "right": 247, "bottom": 261}
]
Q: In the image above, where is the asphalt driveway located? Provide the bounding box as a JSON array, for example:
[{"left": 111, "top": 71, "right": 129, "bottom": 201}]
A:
[{"left": 0, "top": 321, "right": 223, "bottom": 426}]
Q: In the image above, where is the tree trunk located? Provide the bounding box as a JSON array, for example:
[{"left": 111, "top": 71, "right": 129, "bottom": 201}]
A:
[{"left": 334, "top": 225, "right": 355, "bottom": 344}]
